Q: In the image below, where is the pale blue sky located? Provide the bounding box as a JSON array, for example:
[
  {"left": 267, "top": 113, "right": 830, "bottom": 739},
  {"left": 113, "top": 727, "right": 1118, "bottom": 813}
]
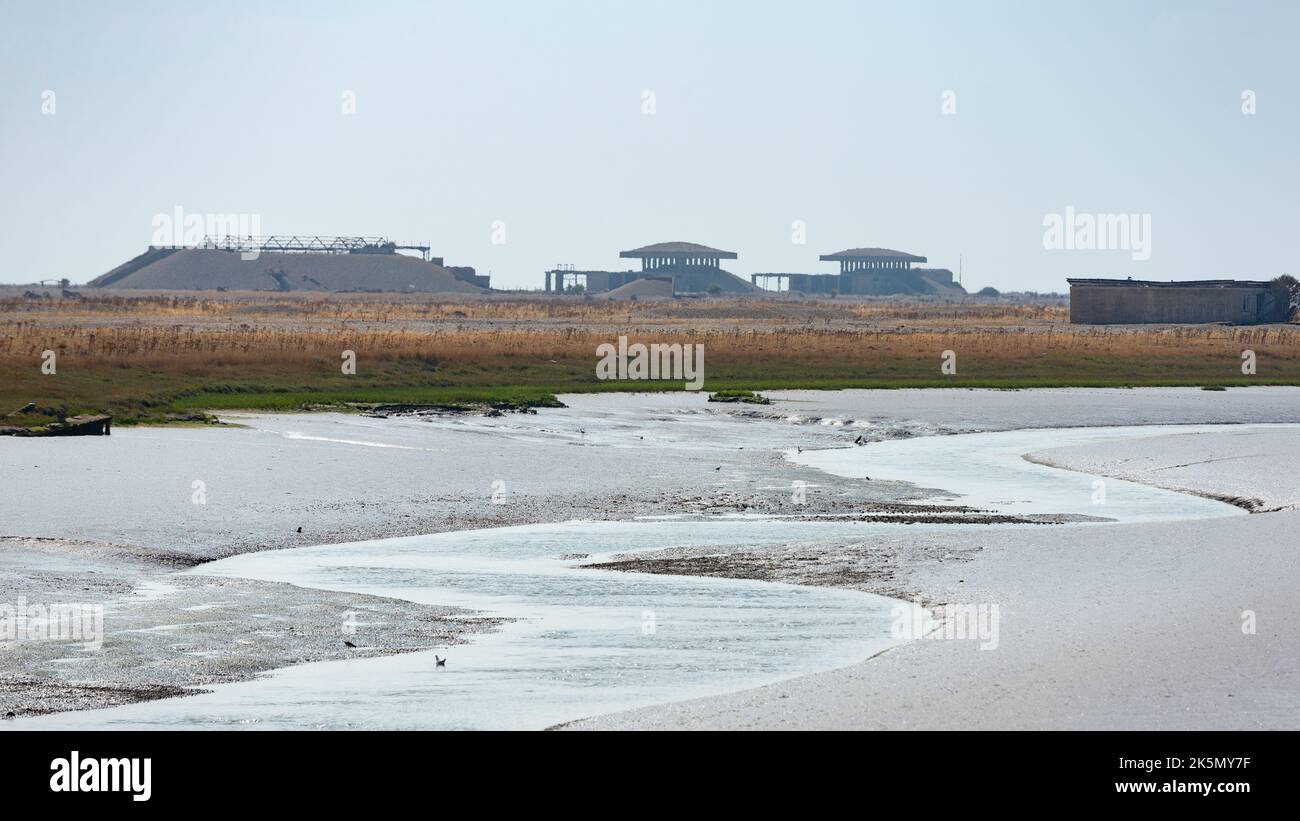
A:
[{"left": 2, "top": 0, "right": 1296, "bottom": 291}]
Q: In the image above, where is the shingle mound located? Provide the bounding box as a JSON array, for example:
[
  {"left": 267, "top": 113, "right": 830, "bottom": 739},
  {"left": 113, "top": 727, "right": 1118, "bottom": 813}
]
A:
[
  {"left": 89, "top": 248, "right": 485, "bottom": 293},
  {"left": 602, "top": 276, "right": 676, "bottom": 300}
]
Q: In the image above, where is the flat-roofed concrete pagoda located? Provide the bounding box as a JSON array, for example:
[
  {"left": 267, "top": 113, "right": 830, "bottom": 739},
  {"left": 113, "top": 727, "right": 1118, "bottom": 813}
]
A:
[
  {"left": 619, "top": 241, "right": 738, "bottom": 272},
  {"left": 819, "top": 247, "right": 927, "bottom": 273},
  {"left": 752, "top": 245, "right": 962, "bottom": 296},
  {"left": 547, "top": 241, "right": 750, "bottom": 295}
]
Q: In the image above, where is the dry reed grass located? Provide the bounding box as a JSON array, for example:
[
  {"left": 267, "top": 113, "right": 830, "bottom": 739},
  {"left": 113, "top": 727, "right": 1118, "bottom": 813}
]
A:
[
  {"left": 5, "top": 323, "right": 1297, "bottom": 368},
  {"left": 2, "top": 293, "right": 1297, "bottom": 424}
]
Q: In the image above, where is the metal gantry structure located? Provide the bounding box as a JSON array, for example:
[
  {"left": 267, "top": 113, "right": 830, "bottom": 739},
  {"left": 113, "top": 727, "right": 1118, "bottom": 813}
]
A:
[{"left": 195, "top": 235, "right": 433, "bottom": 260}]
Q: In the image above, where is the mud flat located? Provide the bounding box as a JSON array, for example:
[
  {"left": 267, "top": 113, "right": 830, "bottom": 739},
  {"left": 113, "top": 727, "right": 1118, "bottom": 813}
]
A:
[
  {"left": 0, "top": 391, "right": 948, "bottom": 717},
  {"left": 566, "top": 424, "right": 1300, "bottom": 730},
  {"left": 0, "top": 535, "right": 501, "bottom": 718},
  {"left": 3, "top": 387, "right": 1299, "bottom": 724},
  {"left": 1025, "top": 425, "right": 1300, "bottom": 512},
  {"left": 8, "top": 425, "right": 1259, "bottom": 730}
]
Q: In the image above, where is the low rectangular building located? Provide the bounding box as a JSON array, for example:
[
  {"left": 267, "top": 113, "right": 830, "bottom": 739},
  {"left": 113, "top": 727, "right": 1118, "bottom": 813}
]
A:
[{"left": 1067, "top": 278, "right": 1286, "bottom": 324}]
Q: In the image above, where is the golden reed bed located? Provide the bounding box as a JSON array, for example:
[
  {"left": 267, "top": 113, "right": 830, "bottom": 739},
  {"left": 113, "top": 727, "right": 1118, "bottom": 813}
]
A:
[{"left": 2, "top": 292, "right": 1298, "bottom": 425}]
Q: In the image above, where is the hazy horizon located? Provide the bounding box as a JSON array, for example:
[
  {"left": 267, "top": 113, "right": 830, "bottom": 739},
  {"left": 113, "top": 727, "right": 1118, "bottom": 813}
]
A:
[{"left": 2, "top": 0, "right": 1297, "bottom": 291}]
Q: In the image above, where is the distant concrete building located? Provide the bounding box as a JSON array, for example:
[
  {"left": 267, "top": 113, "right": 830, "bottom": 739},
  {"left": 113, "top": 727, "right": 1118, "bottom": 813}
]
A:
[
  {"left": 1067, "top": 278, "right": 1288, "bottom": 324},
  {"left": 752, "top": 247, "right": 965, "bottom": 296},
  {"left": 751, "top": 271, "right": 840, "bottom": 295},
  {"left": 443, "top": 266, "right": 491, "bottom": 289},
  {"left": 544, "top": 267, "right": 642, "bottom": 294},
  {"left": 546, "top": 241, "right": 753, "bottom": 295}
]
